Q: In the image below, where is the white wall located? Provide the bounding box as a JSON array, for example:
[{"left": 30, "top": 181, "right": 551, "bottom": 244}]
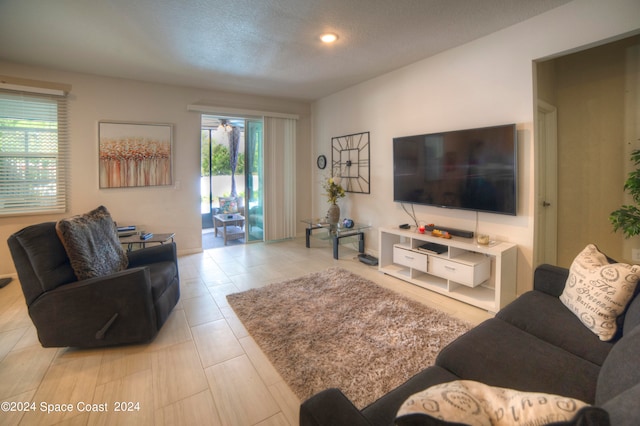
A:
[
  {"left": 311, "top": 0, "right": 640, "bottom": 294},
  {"left": 1, "top": 64, "right": 311, "bottom": 275}
]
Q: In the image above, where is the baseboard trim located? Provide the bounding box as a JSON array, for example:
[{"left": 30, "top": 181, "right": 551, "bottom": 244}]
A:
[{"left": 178, "top": 247, "right": 203, "bottom": 256}]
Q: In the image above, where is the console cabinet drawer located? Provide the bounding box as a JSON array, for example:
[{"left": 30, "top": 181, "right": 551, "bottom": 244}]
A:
[
  {"left": 429, "top": 255, "right": 490, "bottom": 287},
  {"left": 379, "top": 227, "right": 518, "bottom": 312},
  {"left": 393, "top": 246, "right": 428, "bottom": 272}
]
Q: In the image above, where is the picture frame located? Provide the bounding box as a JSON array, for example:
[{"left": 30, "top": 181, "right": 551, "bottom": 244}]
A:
[{"left": 98, "top": 121, "right": 173, "bottom": 188}]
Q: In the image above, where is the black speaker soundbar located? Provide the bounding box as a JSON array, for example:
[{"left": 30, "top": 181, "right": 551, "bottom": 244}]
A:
[{"left": 425, "top": 225, "right": 474, "bottom": 239}]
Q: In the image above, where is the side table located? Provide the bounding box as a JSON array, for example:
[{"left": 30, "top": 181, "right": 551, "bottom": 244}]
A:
[
  {"left": 213, "top": 213, "right": 245, "bottom": 245},
  {"left": 300, "top": 219, "right": 370, "bottom": 259},
  {"left": 119, "top": 233, "right": 175, "bottom": 252}
]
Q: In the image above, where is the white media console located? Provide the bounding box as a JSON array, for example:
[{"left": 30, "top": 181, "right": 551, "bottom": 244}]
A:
[{"left": 378, "top": 226, "right": 517, "bottom": 312}]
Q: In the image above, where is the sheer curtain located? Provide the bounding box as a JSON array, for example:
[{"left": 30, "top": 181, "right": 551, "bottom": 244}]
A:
[{"left": 263, "top": 116, "right": 296, "bottom": 241}]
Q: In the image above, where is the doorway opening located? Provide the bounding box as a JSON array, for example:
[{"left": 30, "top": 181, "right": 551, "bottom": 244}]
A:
[
  {"left": 201, "top": 115, "right": 264, "bottom": 249},
  {"left": 534, "top": 34, "right": 640, "bottom": 266}
]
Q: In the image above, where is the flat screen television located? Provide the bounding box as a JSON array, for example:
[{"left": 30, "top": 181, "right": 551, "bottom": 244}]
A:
[{"left": 393, "top": 124, "right": 517, "bottom": 215}]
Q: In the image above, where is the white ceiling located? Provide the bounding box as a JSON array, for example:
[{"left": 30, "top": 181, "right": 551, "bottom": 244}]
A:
[{"left": 0, "top": 0, "right": 571, "bottom": 101}]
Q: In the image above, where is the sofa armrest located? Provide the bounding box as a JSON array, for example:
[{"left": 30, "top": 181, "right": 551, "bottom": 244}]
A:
[
  {"left": 28, "top": 267, "right": 157, "bottom": 347},
  {"left": 533, "top": 264, "right": 569, "bottom": 297},
  {"left": 52, "top": 267, "right": 153, "bottom": 293},
  {"left": 300, "top": 388, "right": 372, "bottom": 426},
  {"left": 127, "top": 242, "right": 177, "bottom": 267},
  {"left": 601, "top": 382, "right": 640, "bottom": 426}
]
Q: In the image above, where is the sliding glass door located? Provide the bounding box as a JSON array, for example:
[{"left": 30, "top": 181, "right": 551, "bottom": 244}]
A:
[
  {"left": 201, "top": 126, "right": 214, "bottom": 229},
  {"left": 200, "top": 115, "right": 264, "bottom": 245},
  {"left": 245, "top": 119, "right": 264, "bottom": 242}
]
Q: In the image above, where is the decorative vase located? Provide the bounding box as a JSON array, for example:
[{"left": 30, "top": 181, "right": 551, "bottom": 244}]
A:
[{"left": 327, "top": 203, "right": 340, "bottom": 224}]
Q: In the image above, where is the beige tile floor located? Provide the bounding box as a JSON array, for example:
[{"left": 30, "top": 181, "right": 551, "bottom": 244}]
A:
[{"left": 0, "top": 236, "right": 492, "bottom": 426}]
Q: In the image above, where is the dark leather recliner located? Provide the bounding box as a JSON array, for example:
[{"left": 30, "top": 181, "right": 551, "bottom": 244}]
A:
[{"left": 7, "top": 222, "right": 180, "bottom": 348}]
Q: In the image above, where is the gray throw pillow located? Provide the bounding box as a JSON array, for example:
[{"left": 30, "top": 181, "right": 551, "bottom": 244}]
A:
[{"left": 56, "top": 205, "right": 128, "bottom": 280}]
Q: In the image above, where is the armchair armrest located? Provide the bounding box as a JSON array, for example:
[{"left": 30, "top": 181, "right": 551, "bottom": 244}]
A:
[
  {"left": 127, "top": 242, "right": 177, "bottom": 268},
  {"left": 28, "top": 267, "right": 158, "bottom": 347},
  {"left": 533, "top": 264, "right": 569, "bottom": 297},
  {"left": 300, "top": 388, "right": 371, "bottom": 426}
]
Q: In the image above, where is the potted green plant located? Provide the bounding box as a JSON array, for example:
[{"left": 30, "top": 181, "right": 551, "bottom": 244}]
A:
[
  {"left": 610, "top": 149, "right": 640, "bottom": 238},
  {"left": 323, "top": 176, "right": 345, "bottom": 224}
]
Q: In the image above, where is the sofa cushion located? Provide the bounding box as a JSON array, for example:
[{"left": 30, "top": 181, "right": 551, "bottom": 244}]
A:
[
  {"left": 436, "top": 319, "right": 600, "bottom": 403},
  {"left": 596, "top": 324, "right": 640, "bottom": 406},
  {"left": 600, "top": 382, "right": 640, "bottom": 426},
  {"left": 396, "top": 380, "right": 590, "bottom": 426},
  {"left": 559, "top": 244, "right": 640, "bottom": 341},
  {"left": 361, "top": 366, "right": 459, "bottom": 426},
  {"left": 622, "top": 286, "right": 640, "bottom": 332},
  {"left": 55, "top": 206, "right": 129, "bottom": 280},
  {"left": 496, "top": 291, "right": 613, "bottom": 366}
]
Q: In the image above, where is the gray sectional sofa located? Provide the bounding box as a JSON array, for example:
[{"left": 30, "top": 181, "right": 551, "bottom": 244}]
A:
[{"left": 300, "top": 264, "right": 640, "bottom": 425}]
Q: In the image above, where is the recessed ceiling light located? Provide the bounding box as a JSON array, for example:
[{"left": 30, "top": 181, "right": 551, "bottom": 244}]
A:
[{"left": 320, "top": 33, "right": 338, "bottom": 43}]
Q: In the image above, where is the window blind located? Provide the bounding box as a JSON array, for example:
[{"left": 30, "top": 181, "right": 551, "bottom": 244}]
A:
[
  {"left": 263, "top": 116, "right": 296, "bottom": 240},
  {"left": 0, "top": 90, "right": 68, "bottom": 216}
]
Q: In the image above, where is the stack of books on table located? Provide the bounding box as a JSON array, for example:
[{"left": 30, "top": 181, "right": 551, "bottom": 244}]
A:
[{"left": 117, "top": 225, "right": 137, "bottom": 237}]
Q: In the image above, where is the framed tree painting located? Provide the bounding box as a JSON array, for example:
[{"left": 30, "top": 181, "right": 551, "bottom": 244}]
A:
[{"left": 99, "top": 121, "right": 173, "bottom": 188}]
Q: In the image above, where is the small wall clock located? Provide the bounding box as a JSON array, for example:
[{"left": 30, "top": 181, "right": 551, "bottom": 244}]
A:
[
  {"left": 331, "top": 131, "right": 370, "bottom": 194},
  {"left": 316, "top": 154, "right": 327, "bottom": 169}
]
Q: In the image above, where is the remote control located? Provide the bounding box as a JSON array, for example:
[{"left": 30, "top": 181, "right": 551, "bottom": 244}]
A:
[{"left": 140, "top": 232, "right": 153, "bottom": 240}]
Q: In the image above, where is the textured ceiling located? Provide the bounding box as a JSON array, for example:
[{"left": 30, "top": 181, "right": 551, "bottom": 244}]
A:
[{"left": 0, "top": 0, "right": 571, "bottom": 101}]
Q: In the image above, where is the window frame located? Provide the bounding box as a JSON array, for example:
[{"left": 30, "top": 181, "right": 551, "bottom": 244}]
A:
[{"left": 0, "top": 89, "right": 69, "bottom": 216}]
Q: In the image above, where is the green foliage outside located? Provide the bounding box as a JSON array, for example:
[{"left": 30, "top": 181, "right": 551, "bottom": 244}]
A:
[
  {"left": 1, "top": 117, "right": 59, "bottom": 199},
  {"left": 209, "top": 144, "right": 244, "bottom": 176},
  {"left": 201, "top": 134, "right": 244, "bottom": 177}
]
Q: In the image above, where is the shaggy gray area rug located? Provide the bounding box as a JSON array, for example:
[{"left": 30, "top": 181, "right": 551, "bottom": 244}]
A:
[{"left": 226, "top": 267, "right": 472, "bottom": 409}]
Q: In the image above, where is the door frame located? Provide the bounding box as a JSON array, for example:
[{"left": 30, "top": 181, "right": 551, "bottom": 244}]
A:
[
  {"left": 201, "top": 127, "right": 215, "bottom": 229},
  {"left": 534, "top": 100, "right": 558, "bottom": 266},
  {"left": 245, "top": 119, "right": 264, "bottom": 243},
  {"left": 200, "top": 115, "right": 265, "bottom": 244}
]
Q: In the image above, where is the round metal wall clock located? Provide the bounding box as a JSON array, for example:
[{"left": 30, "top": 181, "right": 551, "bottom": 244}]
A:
[{"left": 317, "top": 155, "right": 327, "bottom": 169}]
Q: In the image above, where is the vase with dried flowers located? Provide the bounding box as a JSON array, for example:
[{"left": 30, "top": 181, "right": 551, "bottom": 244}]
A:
[{"left": 323, "top": 176, "right": 345, "bottom": 224}]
